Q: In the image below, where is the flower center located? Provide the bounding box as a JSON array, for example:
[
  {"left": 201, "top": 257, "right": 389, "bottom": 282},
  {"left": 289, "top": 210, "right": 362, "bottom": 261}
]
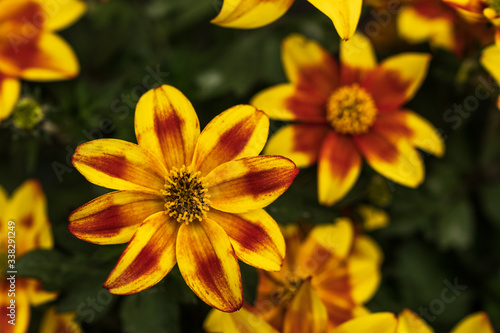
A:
[
  {"left": 162, "top": 166, "right": 210, "bottom": 225},
  {"left": 326, "top": 84, "right": 378, "bottom": 135},
  {"left": 271, "top": 275, "right": 304, "bottom": 305}
]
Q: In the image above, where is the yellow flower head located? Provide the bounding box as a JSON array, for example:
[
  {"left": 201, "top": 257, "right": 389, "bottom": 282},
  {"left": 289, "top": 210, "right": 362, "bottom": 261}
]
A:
[
  {"left": 69, "top": 85, "right": 299, "bottom": 312},
  {"left": 252, "top": 33, "right": 444, "bottom": 206},
  {"left": 0, "top": 0, "right": 86, "bottom": 122}
]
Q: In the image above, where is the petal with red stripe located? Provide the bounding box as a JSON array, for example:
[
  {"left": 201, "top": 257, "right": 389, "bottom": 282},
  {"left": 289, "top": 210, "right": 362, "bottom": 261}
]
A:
[
  {"left": 69, "top": 191, "right": 164, "bottom": 245},
  {"left": 206, "top": 156, "right": 299, "bottom": 213},
  {"left": 340, "top": 33, "right": 377, "bottom": 85},
  {"left": 176, "top": 219, "right": 243, "bottom": 312},
  {"left": 104, "top": 211, "right": 178, "bottom": 294}
]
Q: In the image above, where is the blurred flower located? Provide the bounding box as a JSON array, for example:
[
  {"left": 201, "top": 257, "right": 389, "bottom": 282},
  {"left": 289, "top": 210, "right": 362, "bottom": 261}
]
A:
[
  {"left": 247, "top": 219, "right": 382, "bottom": 331},
  {"left": 204, "top": 306, "right": 278, "bottom": 333},
  {"left": 333, "top": 309, "right": 494, "bottom": 333},
  {"left": 39, "top": 306, "right": 82, "bottom": 333},
  {"left": 252, "top": 33, "right": 444, "bottom": 206},
  {"left": 0, "top": 179, "right": 56, "bottom": 333},
  {"left": 480, "top": 44, "right": 500, "bottom": 108},
  {"left": 0, "top": 0, "right": 86, "bottom": 122},
  {"left": 357, "top": 204, "right": 389, "bottom": 231},
  {"left": 69, "top": 85, "right": 298, "bottom": 312},
  {"left": 211, "top": 0, "right": 362, "bottom": 40},
  {"left": 12, "top": 97, "right": 43, "bottom": 130}
]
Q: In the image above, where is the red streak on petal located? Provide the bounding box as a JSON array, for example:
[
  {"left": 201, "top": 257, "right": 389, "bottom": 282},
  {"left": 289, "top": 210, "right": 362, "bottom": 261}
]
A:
[{"left": 243, "top": 164, "right": 298, "bottom": 198}]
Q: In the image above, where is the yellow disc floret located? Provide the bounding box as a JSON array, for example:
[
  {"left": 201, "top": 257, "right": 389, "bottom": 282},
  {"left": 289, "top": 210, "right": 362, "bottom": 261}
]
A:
[
  {"left": 326, "top": 84, "right": 378, "bottom": 135},
  {"left": 162, "top": 166, "right": 210, "bottom": 225}
]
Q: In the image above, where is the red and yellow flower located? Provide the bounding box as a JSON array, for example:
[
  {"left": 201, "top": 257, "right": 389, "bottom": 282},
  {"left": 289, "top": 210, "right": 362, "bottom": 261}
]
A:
[
  {"left": 252, "top": 33, "right": 444, "bottom": 206},
  {"left": 68, "top": 85, "right": 299, "bottom": 312},
  {"left": 333, "top": 309, "right": 494, "bottom": 333},
  {"left": 242, "top": 219, "right": 382, "bottom": 331},
  {"left": 211, "top": 0, "right": 362, "bottom": 40},
  {"left": 0, "top": 0, "right": 86, "bottom": 122},
  {"left": 0, "top": 180, "right": 57, "bottom": 333},
  {"left": 39, "top": 306, "right": 82, "bottom": 333},
  {"left": 481, "top": 44, "right": 500, "bottom": 108}
]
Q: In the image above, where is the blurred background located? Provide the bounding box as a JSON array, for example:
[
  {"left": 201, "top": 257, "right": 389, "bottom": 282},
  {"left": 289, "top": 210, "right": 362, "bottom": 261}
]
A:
[{"left": 1, "top": 0, "right": 500, "bottom": 332}]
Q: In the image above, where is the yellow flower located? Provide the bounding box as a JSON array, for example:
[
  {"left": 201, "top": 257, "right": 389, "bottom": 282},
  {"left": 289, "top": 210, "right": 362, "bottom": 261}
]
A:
[
  {"left": 231, "top": 219, "right": 382, "bottom": 332},
  {"left": 0, "top": 0, "right": 86, "bottom": 122},
  {"left": 251, "top": 33, "right": 444, "bottom": 206},
  {"left": 0, "top": 179, "right": 56, "bottom": 333},
  {"left": 333, "top": 309, "right": 494, "bottom": 333},
  {"left": 39, "top": 306, "right": 83, "bottom": 333},
  {"left": 357, "top": 204, "right": 389, "bottom": 231},
  {"left": 211, "top": 0, "right": 362, "bottom": 40},
  {"left": 204, "top": 306, "right": 279, "bottom": 333},
  {"left": 480, "top": 44, "right": 500, "bottom": 109},
  {"left": 68, "top": 85, "right": 299, "bottom": 312}
]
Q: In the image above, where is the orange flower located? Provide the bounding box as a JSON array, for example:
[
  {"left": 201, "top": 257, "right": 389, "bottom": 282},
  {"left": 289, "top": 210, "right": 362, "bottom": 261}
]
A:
[
  {"left": 68, "top": 85, "right": 298, "bottom": 312},
  {"left": 0, "top": 180, "right": 56, "bottom": 333},
  {"left": 246, "top": 219, "right": 382, "bottom": 331},
  {"left": 211, "top": 0, "right": 362, "bottom": 40},
  {"left": 252, "top": 33, "right": 444, "bottom": 206},
  {"left": 0, "top": 0, "right": 86, "bottom": 122}
]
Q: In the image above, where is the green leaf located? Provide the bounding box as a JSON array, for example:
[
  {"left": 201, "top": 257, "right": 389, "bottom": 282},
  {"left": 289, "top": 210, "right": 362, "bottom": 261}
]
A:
[
  {"left": 479, "top": 183, "right": 500, "bottom": 227},
  {"left": 436, "top": 199, "right": 475, "bottom": 250}
]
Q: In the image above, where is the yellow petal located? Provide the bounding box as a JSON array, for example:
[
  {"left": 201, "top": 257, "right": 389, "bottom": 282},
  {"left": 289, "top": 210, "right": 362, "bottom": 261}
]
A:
[
  {"left": 176, "top": 218, "right": 243, "bottom": 312},
  {"left": 204, "top": 307, "right": 279, "bottom": 333},
  {"left": 192, "top": 105, "right": 269, "bottom": 176},
  {"left": 104, "top": 212, "right": 178, "bottom": 294},
  {"left": 0, "top": 280, "right": 30, "bottom": 333},
  {"left": 397, "top": 309, "right": 434, "bottom": 333},
  {"left": 208, "top": 209, "right": 285, "bottom": 271},
  {"left": 72, "top": 138, "right": 168, "bottom": 193},
  {"left": 264, "top": 124, "right": 330, "bottom": 168},
  {"left": 206, "top": 155, "right": 298, "bottom": 213},
  {"left": 450, "top": 312, "right": 494, "bottom": 333},
  {"left": 340, "top": 33, "right": 377, "bottom": 84},
  {"left": 39, "top": 306, "right": 83, "bottom": 333},
  {"left": 283, "top": 279, "right": 328, "bottom": 333},
  {"left": 307, "top": 0, "right": 362, "bottom": 40},
  {"left": 333, "top": 312, "right": 398, "bottom": 333},
  {"left": 0, "top": 75, "right": 20, "bottom": 122},
  {"left": 318, "top": 131, "right": 362, "bottom": 206},
  {"left": 358, "top": 205, "right": 389, "bottom": 231},
  {"left": 24, "top": 278, "right": 57, "bottom": 306},
  {"left": 481, "top": 45, "right": 500, "bottom": 83},
  {"left": 351, "top": 235, "right": 384, "bottom": 266},
  {"left": 347, "top": 256, "right": 381, "bottom": 304},
  {"left": 69, "top": 191, "right": 164, "bottom": 245},
  {"left": 134, "top": 85, "right": 200, "bottom": 170},
  {"left": 38, "top": 0, "right": 87, "bottom": 31},
  {"left": 374, "top": 111, "right": 444, "bottom": 157},
  {"left": 354, "top": 131, "right": 424, "bottom": 188},
  {"left": 211, "top": 0, "right": 294, "bottom": 29}
]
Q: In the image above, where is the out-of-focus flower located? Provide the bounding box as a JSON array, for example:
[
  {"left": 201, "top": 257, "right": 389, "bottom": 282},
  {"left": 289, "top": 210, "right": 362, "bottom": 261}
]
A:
[
  {"left": 11, "top": 97, "right": 43, "bottom": 130},
  {"left": 246, "top": 219, "right": 382, "bottom": 331},
  {"left": 0, "top": 0, "right": 86, "bottom": 122},
  {"left": 444, "top": 0, "right": 500, "bottom": 47},
  {"left": 357, "top": 204, "right": 389, "bottom": 231},
  {"left": 480, "top": 44, "right": 500, "bottom": 108},
  {"left": 204, "top": 306, "right": 278, "bottom": 333},
  {"left": 333, "top": 309, "right": 494, "bottom": 333},
  {"left": 211, "top": 0, "right": 362, "bottom": 40},
  {"left": 68, "top": 85, "right": 298, "bottom": 312},
  {"left": 0, "top": 180, "right": 56, "bottom": 333},
  {"left": 39, "top": 306, "right": 82, "bottom": 333},
  {"left": 252, "top": 33, "right": 444, "bottom": 206}
]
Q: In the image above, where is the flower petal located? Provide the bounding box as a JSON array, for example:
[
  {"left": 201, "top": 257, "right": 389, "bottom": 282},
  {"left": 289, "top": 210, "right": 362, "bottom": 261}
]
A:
[
  {"left": 0, "top": 280, "right": 30, "bottom": 333},
  {"left": 72, "top": 139, "right": 167, "bottom": 193},
  {"left": 208, "top": 209, "right": 285, "bottom": 271},
  {"left": 0, "top": 30, "right": 79, "bottom": 80},
  {"left": 39, "top": 0, "right": 87, "bottom": 31},
  {"left": 251, "top": 83, "right": 328, "bottom": 122},
  {"left": 318, "top": 131, "right": 362, "bottom": 206},
  {"left": 363, "top": 54, "right": 431, "bottom": 111},
  {"left": 134, "top": 85, "right": 200, "bottom": 170},
  {"left": 104, "top": 211, "right": 178, "bottom": 294},
  {"left": 0, "top": 74, "right": 20, "bottom": 122},
  {"left": 282, "top": 34, "right": 340, "bottom": 95},
  {"left": 351, "top": 235, "right": 384, "bottom": 266},
  {"left": 24, "top": 278, "right": 57, "bottom": 306},
  {"left": 264, "top": 124, "right": 330, "bottom": 168},
  {"left": 307, "top": 0, "right": 362, "bottom": 40},
  {"left": 397, "top": 309, "right": 434, "bottom": 333},
  {"left": 206, "top": 156, "right": 299, "bottom": 213},
  {"left": 354, "top": 131, "right": 424, "bottom": 188},
  {"left": 450, "top": 312, "right": 494, "bottom": 333},
  {"left": 358, "top": 205, "right": 389, "bottom": 231},
  {"left": 334, "top": 313, "right": 398, "bottom": 333},
  {"left": 40, "top": 307, "right": 83, "bottom": 333},
  {"left": 347, "top": 256, "right": 381, "bottom": 304},
  {"left": 340, "top": 33, "right": 377, "bottom": 85},
  {"left": 283, "top": 278, "right": 328, "bottom": 333},
  {"left": 68, "top": 191, "right": 164, "bottom": 245},
  {"left": 192, "top": 105, "right": 269, "bottom": 176},
  {"left": 176, "top": 219, "right": 243, "bottom": 312},
  {"left": 374, "top": 111, "right": 444, "bottom": 157},
  {"left": 481, "top": 45, "right": 500, "bottom": 83},
  {"left": 210, "top": 0, "right": 294, "bottom": 29},
  {"left": 204, "top": 307, "right": 279, "bottom": 333}
]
